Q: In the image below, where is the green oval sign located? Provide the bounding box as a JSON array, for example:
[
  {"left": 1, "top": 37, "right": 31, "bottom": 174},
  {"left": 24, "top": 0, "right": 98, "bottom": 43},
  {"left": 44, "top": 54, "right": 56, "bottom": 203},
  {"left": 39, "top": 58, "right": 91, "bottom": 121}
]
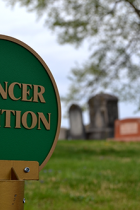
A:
[{"left": 0, "top": 35, "right": 61, "bottom": 171}]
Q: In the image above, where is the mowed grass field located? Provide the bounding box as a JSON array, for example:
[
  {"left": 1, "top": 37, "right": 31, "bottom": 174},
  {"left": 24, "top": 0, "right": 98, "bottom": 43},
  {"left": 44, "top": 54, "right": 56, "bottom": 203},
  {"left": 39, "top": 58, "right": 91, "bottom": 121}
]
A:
[{"left": 24, "top": 140, "right": 140, "bottom": 210}]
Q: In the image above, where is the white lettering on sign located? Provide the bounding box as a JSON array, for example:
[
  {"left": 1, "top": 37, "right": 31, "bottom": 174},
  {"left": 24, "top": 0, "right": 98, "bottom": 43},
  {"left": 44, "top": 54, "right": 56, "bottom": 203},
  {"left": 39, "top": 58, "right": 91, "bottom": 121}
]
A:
[{"left": 120, "top": 122, "right": 138, "bottom": 135}]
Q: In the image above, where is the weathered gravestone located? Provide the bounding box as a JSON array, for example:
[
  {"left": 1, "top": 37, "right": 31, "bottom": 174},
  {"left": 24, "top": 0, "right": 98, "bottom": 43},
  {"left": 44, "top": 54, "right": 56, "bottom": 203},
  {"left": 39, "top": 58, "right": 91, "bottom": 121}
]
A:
[
  {"left": 69, "top": 104, "right": 85, "bottom": 139},
  {"left": 87, "top": 93, "right": 118, "bottom": 139},
  {"left": 114, "top": 118, "right": 140, "bottom": 141},
  {"left": 58, "top": 127, "right": 69, "bottom": 140}
]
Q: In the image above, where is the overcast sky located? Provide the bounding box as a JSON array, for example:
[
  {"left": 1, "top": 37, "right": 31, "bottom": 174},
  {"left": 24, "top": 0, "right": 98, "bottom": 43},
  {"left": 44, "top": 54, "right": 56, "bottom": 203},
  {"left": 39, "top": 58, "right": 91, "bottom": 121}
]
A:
[{"left": 0, "top": 1, "right": 140, "bottom": 128}]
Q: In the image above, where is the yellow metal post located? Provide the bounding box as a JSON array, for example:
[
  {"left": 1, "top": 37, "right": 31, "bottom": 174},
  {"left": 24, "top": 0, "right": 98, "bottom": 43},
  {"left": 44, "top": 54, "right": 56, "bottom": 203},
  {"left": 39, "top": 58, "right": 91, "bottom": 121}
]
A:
[
  {"left": 0, "top": 160, "right": 39, "bottom": 210},
  {"left": 0, "top": 180, "right": 24, "bottom": 210}
]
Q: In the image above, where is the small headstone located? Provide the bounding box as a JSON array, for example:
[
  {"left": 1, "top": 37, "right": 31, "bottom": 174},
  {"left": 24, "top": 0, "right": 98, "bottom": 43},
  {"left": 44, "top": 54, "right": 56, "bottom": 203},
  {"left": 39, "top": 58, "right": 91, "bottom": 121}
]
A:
[
  {"left": 58, "top": 127, "right": 68, "bottom": 140},
  {"left": 69, "top": 104, "right": 85, "bottom": 139},
  {"left": 114, "top": 118, "right": 140, "bottom": 141},
  {"left": 87, "top": 93, "right": 118, "bottom": 139}
]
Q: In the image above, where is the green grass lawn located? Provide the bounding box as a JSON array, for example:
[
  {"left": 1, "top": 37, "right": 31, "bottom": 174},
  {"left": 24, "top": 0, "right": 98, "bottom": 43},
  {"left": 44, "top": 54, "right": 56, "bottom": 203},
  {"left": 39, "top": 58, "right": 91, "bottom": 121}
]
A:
[{"left": 24, "top": 140, "right": 140, "bottom": 210}]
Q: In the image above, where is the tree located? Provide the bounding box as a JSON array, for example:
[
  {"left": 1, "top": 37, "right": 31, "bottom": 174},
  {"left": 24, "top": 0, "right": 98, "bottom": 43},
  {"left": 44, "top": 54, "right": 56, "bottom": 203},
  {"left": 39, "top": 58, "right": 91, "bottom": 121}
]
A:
[{"left": 5, "top": 0, "right": 140, "bottom": 109}]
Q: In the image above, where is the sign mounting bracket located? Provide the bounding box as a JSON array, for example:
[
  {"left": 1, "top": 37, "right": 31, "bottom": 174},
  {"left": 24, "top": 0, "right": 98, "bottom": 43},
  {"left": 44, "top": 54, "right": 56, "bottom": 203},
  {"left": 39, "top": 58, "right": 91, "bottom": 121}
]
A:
[{"left": 0, "top": 160, "right": 39, "bottom": 210}]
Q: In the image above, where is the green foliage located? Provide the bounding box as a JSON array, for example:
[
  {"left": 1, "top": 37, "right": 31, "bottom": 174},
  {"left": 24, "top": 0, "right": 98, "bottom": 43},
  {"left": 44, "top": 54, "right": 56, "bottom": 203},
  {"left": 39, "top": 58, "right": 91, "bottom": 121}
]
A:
[
  {"left": 4, "top": 0, "right": 140, "bottom": 107},
  {"left": 24, "top": 140, "right": 140, "bottom": 210}
]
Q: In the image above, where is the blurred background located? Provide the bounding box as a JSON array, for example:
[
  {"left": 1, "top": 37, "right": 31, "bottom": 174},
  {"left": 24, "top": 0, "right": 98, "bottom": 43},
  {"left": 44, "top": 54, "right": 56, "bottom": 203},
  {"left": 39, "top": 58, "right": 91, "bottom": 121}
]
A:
[
  {"left": 1, "top": 0, "right": 140, "bottom": 129},
  {"left": 1, "top": 1, "right": 140, "bottom": 209}
]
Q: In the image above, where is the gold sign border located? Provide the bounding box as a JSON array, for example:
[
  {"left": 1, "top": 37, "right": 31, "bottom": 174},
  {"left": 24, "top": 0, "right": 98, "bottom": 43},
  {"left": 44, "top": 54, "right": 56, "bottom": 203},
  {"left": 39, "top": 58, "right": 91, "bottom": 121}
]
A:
[{"left": 0, "top": 34, "right": 61, "bottom": 171}]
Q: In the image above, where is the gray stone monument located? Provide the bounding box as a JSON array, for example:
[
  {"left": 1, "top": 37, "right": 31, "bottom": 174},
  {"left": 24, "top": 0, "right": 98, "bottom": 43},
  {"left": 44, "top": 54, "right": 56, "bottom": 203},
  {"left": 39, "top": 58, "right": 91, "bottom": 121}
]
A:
[
  {"left": 58, "top": 127, "right": 69, "bottom": 140},
  {"left": 87, "top": 93, "right": 118, "bottom": 139},
  {"left": 69, "top": 104, "right": 85, "bottom": 139}
]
